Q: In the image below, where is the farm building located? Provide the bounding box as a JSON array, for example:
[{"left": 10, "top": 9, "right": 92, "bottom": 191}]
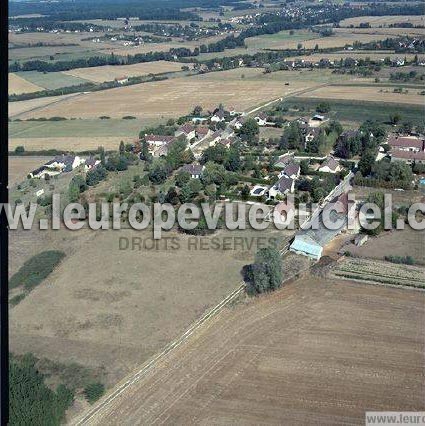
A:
[
  {"left": 319, "top": 157, "right": 342, "bottom": 174},
  {"left": 290, "top": 193, "right": 351, "bottom": 260},
  {"left": 290, "top": 234, "right": 323, "bottom": 260}
]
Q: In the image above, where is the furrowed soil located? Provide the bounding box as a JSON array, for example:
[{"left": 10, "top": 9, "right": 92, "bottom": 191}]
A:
[{"left": 77, "top": 275, "right": 425, "bottom": 425}]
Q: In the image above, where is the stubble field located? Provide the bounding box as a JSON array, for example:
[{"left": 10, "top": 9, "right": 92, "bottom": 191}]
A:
[
  {"left": 245, "top": 28, "right": 411, "bottom": 51},
  {"left": 339, "top": 15, "right": 425, "bottom": 28},
  {"left": 78, "top": 275, "right": 425, "bottom": 425},
  {"left": 62, "top": 60, "right": 190, "bottom": 83},
  {"left": 9, "top": 73, "right": 43, "bottom": 95},
  {"left": 10, "top": 68, "right": 333, "bottom": 120},
  {"left": 9, "top": 227, "right": 286, "bottom": 387},
  {"left": 8, "top": 156, "right": 52, "bottom": 185}
]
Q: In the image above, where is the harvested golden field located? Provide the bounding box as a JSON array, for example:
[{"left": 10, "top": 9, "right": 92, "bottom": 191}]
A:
[
  {"left": 246, "top": 29, "right": 396, "bottom": 51},
  {"left": 9, "top": 93, "right": 84, "bottom": 118},
  {"left": 8, "top": 156, "right": 52, "bottom": 186},
  {"left": 9, "top": 136, "right": 135, "bottom": 152},
  {"left": 62, "top": 61, "right": 190, "bottom": 83},
  {"left": 9, "top": 73, "right": 44, "bottom": 95},
  {"left": 339, "top": 15, "right": 425, "bottom": 28},
  {"left": 8, "top": 31, "right": 110, "bottom": 50},
  {"left": 102, "top": 41, "right": 193, "bottom": 57},
  {"left": 76, "top": 276, "right": 425, "bottom": 425},
  {"left": 13, "top": 68, "right": 330, "bottom": 120},
  {"left": 300, "top": 31, "right": 397, "bottom": 49},
  {"left": 297, "top": 84, "right": 425, "bottom": 105}
]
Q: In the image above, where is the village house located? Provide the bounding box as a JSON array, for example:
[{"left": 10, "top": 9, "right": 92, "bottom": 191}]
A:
[
  {"left": 195, "top": 126, "right": 212, "bottom": 141},
  {"left": 304, "top": 126, "right": 321, "bottom": 148},
  {"left": 228, "top": 106, "right": 241, "bottom": 116},
  {"left": 155, "top": 139, "right": 178, "bottom": 157},
  {"left": 28, "top": 155, "right": 84, "bottom": 179},
  {"left": 274, "top": 153, "right": 294, "bottom": 169},
  {"left": 318, "top": 157, "right": 342, "bottom": 173},
  {"left": 254, "top": 112, "right": 269, "bottom": 126},
  {"left": 28, "top": 165, "right": 61, "bottom": 179},
  {"left": 391, "top": 58, "right": 405, "bottom": 67},
  {"left": 145, "top": 134, "right": 176, "bottom": 147},
  {"left": 181, "top": 164, "right": 204, "bottom": 179},
  {"left": 115, "top": 76, "right": 129, "bottom": 84},
  {"left": 219, "top": 138, "right": 233, "bottom": 148},
  {"left": 84, "top": 157, "right": 101, "bottom": 171},
  {"left": 233, "top": 115, "right": 246, "bottom": 130},
  {"left": 390, "top": 150, "right": 425, "bottom": 165},
  {"left": 210, "top": 109, "right": 226, "bottom": 123},
  {"left": 338, "top": 129, "right": 359, "bottom": 143},
  {"left": 175, "top": 123, "right": 196, "bottom": 142},
  {"left": 209, "top": 130, "right": 224, "bottom": 146},
  {"left": 387, "top": 135, "right": 425, "bottom": 152},
  {"left": 268, "top": 175, "right": 295, "bottom": 199},
  {"left": 50, "top": 154, "right": 85, "bottom": 172},
  {"left": 308, "top": 114, "right": 329, "bottom": 127},
  {"left": 279, "top": 162, "right": 300, "bottom": 180}
]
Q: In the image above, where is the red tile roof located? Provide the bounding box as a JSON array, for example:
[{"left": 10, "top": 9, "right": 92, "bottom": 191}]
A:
[
  {"left": 391, "top": 150, "right": 425, "bottom": 160},
  {"left": 388, "top": 136, "right": 424, "bottom": 150}
]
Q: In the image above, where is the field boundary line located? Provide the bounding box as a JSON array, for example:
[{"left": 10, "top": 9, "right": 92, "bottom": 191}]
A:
[
  {"left": 10, "top": 92, "right": 87, "bottom": 119},
  {"left": 246, "top": 82, "right": 330, "bottom": 115},
  {"left": 72, "top": 282, "right": 246, "bottom": 426}
]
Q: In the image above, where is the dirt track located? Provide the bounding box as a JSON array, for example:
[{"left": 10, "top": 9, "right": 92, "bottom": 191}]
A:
[{"left": 76, "top": 276, "right": 425, "bottom": 425}]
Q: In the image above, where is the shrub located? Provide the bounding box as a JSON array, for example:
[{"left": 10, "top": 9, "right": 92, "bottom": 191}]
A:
[
  {"left": 14, "top": 146, "right": 25, "bottom": 154},
  {"left": 244, "top": 248, "right": 283, "bottom": 295},
  {"left": 10, "top": 293, "right": 26, "bottom": 306},
  {"left": 84, "top": 383, "right": 105, "bottom": 404},
  {"left": 384, "top": 255, "right": 415, "bottom": 265}
]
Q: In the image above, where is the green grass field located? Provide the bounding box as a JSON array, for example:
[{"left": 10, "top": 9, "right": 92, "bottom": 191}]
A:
[
  {"left": 245, "top": 30, "right": 319, "bottom": 50},
  {"left": 15, "top": 71, "right": 91, "bottom": 90},
  {"left": 9, "top": 45, "right": 103, "bottom": 64},
  {"left": 9, "top": 118, "right": 152, "bottom": 138},
  {"left": 284, "top": 97, "right": 425, "bottom": 125}
]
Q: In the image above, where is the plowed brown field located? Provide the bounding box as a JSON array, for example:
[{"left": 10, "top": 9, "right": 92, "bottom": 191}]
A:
[{"left": 77, "top": 276, "right": 425, "bottom": 425}]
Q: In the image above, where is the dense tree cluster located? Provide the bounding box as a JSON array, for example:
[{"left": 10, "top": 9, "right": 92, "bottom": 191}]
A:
[
  {"left": 243, "top": 248, "right": 283, "bottom": 295},
  {"left": 10, "top": 354, "right": 74, "bottom": 425}
]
